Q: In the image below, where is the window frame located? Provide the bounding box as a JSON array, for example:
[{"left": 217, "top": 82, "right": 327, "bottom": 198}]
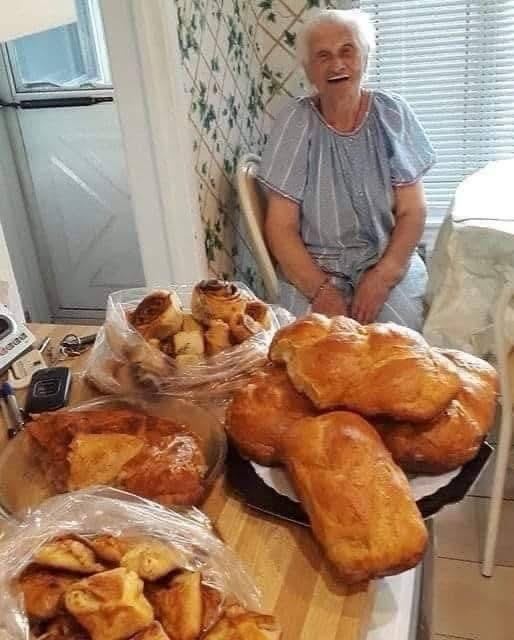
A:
[{"left": 3, "top": 0, "right": 113, "bottom": 101}]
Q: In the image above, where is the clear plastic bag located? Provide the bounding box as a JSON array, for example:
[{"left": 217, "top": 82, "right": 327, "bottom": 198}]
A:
[
  {"left": 84, "top": 284, "right": 294, "bottom": 402},
  {"left": 0, "top": 487, "right": 261, "bottom": 639}
]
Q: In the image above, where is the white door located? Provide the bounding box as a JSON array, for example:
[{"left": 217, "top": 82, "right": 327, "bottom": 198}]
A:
[
  {"left": 3, "top": 0, "right": 144, "bottom": 321},
  {"left": 18, "top": 104, "right": 144, "bottom": 318}
]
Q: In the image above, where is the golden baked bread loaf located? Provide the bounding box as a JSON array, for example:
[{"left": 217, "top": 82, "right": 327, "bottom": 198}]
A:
[
  {"left": 191, "top": 280, "right": 247, "bottom": 325},
  {"left": 375, "top": 349, "right": 498, "bottom": 473},
  {"left": 270, "top": 314, "right": 460, "bottom": 421},
  {"left": 130, "top": 290, "right": 183, "bottom": 340},
  {"left": 225, "top": 364, "right": 317, "bottom": 465},
  {"left": 282, "top": 411, "right": 428, "bottom": 583},
  {"left": 64, "top": 567, "right": 154, "bottom": 640}
]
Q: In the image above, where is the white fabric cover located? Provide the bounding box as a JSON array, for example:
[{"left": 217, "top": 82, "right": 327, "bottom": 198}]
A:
[{"left": 424, "top": 159, "right": 514, "bottom": 356}]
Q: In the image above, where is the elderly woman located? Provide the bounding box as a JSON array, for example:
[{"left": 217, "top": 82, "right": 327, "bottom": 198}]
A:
[{"left": 257, "top": 9, "right": 435, "bottom": 329}]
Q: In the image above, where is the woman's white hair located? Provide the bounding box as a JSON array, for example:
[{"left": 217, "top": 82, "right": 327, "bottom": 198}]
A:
[{"left": 297, "top": 8, "right": 376, "bottom": 68}]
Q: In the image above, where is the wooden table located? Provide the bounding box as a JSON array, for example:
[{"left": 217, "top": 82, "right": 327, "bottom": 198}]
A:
[{"left": 2, "top": 323, "right": 375, "bottom": 640}]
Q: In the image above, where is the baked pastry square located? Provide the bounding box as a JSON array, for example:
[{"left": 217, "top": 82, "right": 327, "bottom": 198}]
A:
[
  {"left": 202, "top": 604, "right": 281, "bottom": 639},
  {"left": 34, "top": 538, "right": 104, "bottom": 574},
  {"left": 17, "top": 567, "right": 77, "bottom": 620},
  {"left": 120, "top": 540, "right": 186, "bottom": 581},
  {"left": 146, "top": 571, "right": 202, "bottom": 640},
  {"left": 67, "top": 433, "right": 145, "bottom": 490},
  {"left": 64, "top": 567, "right": 154, "bottom": 640},
  {"left": 130, "top": 621, "right": 171, "bottom": 640}
]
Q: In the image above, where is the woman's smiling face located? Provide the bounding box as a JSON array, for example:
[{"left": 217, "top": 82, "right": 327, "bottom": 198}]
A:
[{"left": 304, "top": 22, "right": 366, "bottom": 97}]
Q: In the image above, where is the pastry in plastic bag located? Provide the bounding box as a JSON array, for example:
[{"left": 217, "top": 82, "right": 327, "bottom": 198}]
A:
[
  {"left": 83, "top": 535, "right": 131, "bottom": 565},
  {"left": 245, "top": 301, "right": 272, "bottom": 331},
  {"left": 203, "top": 604, "right": 282, "bottom": 639},
  {"left": 191, "top": 280, "right": 247, "bottom": 325},
  {"left": 229, "top": 314, "right": 262, "bottom": 345},
  {"left": 36, "top": 614, "right": 89, "bottom": 640},
  {"left": 34, "top": 538, "right": 104, "bottom": 574},
  {"left": 120, "top": 540, "right": 186, "bottom": 581},
  {"left": 1, "top": 488, "right": 279, "bottom": 640},
  {"left": 17, "top": 567, "right": 77, "bottom": 620},
  {"left": 131, "top": 621, "right": 171, "bottom": 640},
  {"left": 130, "top": 290, "right": 183, "bottom": 340},
  {"left": 65, "top": 567, "right": 154, "bottom": 640},
  {"left": 204, "top": 320, "right": 232, "bottom": 357},
  {"left": 146, "top": 571, "right": 202, "bottom": 640},
  {"left": 84, "top": 284, "right": 288, "bottom": 402}
]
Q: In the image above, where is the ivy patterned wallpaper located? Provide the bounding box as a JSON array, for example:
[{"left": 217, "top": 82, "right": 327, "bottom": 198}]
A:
[{"left": 173, "top": 0, "right": 346, "bottom": 294}]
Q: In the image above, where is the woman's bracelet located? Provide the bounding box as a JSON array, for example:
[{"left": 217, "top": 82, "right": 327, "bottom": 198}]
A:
[{"left": 310, "top": 275, "right": 333, "bottom": 303}]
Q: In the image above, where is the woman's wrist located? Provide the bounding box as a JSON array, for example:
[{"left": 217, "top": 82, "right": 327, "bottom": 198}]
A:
[
  {"left": 309, "top": 275, "right": 335, "bottom": 303},
  {"left": 374, "top": 258, "right": 405, "bottom": 288}
]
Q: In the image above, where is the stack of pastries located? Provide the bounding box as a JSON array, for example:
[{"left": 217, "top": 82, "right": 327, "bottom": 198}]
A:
[
  {"left": 226, "top": 314, "right": 498, "bottom": 583},
  {"left": 89, "top": 280, "right": 274, "bottom": 394},
  {"left": 26, "top": 408, "right": 209, "bottom": 507},
  {"left": 16, "top": 534, "right": 281, "bottom": 640},
  {"left": 127, "top": 280, "right": 272, "bottom": 367}
]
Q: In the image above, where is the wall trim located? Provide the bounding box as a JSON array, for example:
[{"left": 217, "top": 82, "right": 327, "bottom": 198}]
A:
[{"left": 99, "top": 0, "right": 207, "bottom": 287}]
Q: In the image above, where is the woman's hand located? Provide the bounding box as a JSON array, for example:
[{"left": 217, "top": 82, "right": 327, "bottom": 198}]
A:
[
  {"left": 351, "top": 267, "right": 391, "bottom": 324},
  {"left": 312, "top": 283, "right": 349, "bottom": 317}
]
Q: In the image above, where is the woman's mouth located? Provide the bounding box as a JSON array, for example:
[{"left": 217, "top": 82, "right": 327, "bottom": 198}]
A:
[{"left": 327, "top": 74, "right": 350, "bottom": 84}]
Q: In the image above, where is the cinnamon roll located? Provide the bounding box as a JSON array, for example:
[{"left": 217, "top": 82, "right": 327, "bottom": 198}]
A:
[
  {"left": 191, "top": 280, "right": 247, "bottom": 325},
  {"left": 130, "top": 290, "right": 183, "bottom": 340}
]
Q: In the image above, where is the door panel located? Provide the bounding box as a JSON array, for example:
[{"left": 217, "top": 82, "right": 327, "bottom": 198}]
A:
[{"left": 19, "top": 102, "right": 145, "bottom": 318}]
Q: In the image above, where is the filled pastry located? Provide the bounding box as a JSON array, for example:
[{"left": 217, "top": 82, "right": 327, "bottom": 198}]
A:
[
  {"left": 15, "top": 534, "right": 281, "bottom": 640},
  {"left": 64, "top": 567, "right": 154, "bottom": 640}
]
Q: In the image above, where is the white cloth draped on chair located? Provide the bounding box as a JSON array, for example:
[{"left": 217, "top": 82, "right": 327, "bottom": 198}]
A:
[{"left": 423, "top": 158, "right": 514, "bottom": 576}]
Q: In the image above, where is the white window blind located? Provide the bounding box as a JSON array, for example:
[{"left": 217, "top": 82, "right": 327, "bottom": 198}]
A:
[{"left": 354, "top": 0, "right": 514, "bottom": 222}]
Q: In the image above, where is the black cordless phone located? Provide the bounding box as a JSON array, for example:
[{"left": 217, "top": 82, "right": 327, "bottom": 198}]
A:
[{"left": 25, "top": 367, "right": 72, "bottom": 414}]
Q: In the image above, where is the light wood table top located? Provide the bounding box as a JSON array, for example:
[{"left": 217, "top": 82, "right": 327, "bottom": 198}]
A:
[{"left": 4, "top": 323, "right": 376, "bottom": 640}]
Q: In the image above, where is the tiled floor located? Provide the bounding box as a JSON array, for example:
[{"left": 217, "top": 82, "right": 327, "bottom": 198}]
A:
[{"left": 432, "top": 448, "right": 514, "bottom": 640}]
